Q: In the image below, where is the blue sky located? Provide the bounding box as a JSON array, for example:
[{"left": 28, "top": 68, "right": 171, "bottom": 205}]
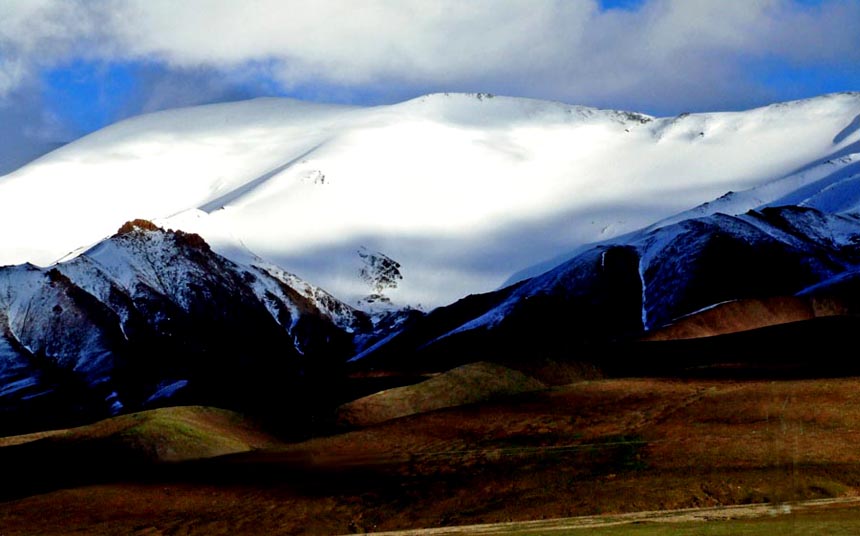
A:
[{"left": 1, "top": 0, "right": 858, "bottom": 146}]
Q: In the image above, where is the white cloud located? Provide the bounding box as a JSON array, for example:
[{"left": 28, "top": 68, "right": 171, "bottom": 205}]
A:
[
  {"left": 0, "top": 0, "right": 857, "bottom": 112},
  {"left": 0, "top": 55, "right": 25, "bottom": 95}
]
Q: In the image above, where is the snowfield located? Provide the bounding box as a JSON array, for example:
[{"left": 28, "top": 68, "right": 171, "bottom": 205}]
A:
[{"left": 1, "top": 92, "right": 859, "bottom": 309}]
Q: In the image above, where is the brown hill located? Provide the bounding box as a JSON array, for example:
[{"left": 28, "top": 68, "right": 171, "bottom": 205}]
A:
[
  {"left": 336, "top": 362, "right": 545, "bottom": 427},
  {"left": 0, "top": 405, "right": 277, "bottom": 463},
  {"left": 643, "top": 295, "right": 847, "bottom": 341},
  {"left": 6, "top": 377, "right": 860, "bottom": 534},
  {"left": 0, "top": 405, "right": 281, "bottom": 502}
]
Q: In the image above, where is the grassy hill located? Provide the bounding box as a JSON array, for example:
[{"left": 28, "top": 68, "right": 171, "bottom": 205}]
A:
[
  {"left": 0, "top": 406, "right": 277, "bottom": 500},
  {"left": 0, "top": 405, "right": 277, "bottom": 461},
  {"left": 336, "top": 362, "right": 546, "bottom": 427},
  {"left": 6, "top": 375, "right": 860, "bottom": 534}
]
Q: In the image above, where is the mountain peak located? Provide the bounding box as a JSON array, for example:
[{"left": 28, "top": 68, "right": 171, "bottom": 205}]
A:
[
  {"left": 115, "top": 219, "right": 161, "bottom": 236},
  {"left": 0, "top": 214, "right": 365, "bottom": 434}
]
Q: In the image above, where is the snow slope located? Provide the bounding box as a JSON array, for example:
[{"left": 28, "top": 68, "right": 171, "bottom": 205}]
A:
[{"left": 2, "top": 92, "right": 859, "bottom": 309}]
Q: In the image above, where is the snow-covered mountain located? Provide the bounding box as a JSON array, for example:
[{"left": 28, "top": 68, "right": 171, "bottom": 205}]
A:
[
  {"left": 0, "top": 220, "right": 365, "bottom": 433},
  {"left": 2, "top": 92, "right": 859, "bottom": 309},
  {"left": 2, "top": 91, "right": 860, "bottom": 428},
  {"left": 356, "top": 187, "right": 860, "bottom": 366}
]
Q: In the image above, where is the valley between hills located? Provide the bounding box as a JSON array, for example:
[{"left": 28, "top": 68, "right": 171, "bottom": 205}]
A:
[{"left": 6, "top": 366, "right": 860, "bottom": 534}]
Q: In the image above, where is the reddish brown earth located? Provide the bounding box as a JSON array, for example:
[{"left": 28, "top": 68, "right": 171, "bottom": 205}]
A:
[
  {"left": 4, "top": 376, "right": 860, "bottom": 534},
  {"left": 643, "top": 295, "right": 848, "bottom": 341}
]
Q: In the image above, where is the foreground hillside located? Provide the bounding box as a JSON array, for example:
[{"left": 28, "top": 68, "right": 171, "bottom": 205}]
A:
[
  {"left": 0, "top": 405, "right": 277, "bottom": 502},
  {"left": 4, "top": 371, "right": 860, "bottom": 534}
]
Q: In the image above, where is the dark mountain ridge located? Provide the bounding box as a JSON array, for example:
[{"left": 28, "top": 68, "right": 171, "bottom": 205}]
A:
[
  {"left": 5, "top": 201, "right": 860, "bottom": 435},
  {"left": 354, "top": 205, "right": 860, "bottom": 371},
  {"left": 0, "top": 220, "right": 365, "bottom": 435}
]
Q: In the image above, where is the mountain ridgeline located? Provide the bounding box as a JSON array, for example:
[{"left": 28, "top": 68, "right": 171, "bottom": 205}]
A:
[
  {"left": 1, "top": 92, "right": 860, "bottom": 432},
  {"left": 357, "top": 205, "right": 860, "bottom": 371},
  {"left": 2, "top": 91, "right": 859, "bottom": 308},
  {"left": 0, "top": 220, "right": 366, "bottom": 435}
]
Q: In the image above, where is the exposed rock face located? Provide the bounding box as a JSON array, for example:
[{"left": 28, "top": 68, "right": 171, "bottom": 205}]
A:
[{"left": 358, "top": 247, "right": 403, "bottom": 300}]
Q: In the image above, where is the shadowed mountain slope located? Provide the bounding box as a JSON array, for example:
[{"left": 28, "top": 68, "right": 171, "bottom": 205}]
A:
[{"left": 0, "top": 221, "right": 365, "bottom": 435}]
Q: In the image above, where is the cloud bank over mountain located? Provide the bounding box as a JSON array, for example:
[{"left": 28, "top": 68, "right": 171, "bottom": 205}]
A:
[{"left": 1, "top": 0, "right": 857, "bottom": 119}]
